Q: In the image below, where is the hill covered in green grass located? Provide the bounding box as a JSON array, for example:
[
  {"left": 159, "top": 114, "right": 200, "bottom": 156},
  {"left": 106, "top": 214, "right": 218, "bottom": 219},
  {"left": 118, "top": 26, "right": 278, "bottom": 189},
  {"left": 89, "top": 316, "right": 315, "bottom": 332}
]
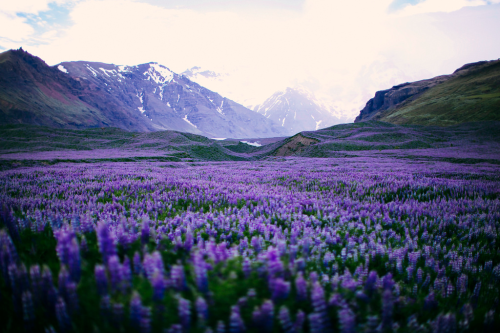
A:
[
  {"left": 355, "top": 59, "right": 500, "bottom": 126},
  {"left": 1, "top": 121, "right": 500, "bottom": 170}
]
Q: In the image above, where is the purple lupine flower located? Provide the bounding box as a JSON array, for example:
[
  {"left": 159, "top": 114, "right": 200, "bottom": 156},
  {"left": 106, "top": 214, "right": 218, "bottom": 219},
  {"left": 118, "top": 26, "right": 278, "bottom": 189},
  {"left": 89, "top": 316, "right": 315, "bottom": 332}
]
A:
[
  {"left": 252, "top": 300, "right": 274, "bottom": 332},
  {"left": 310, "top": 282, "right": 330, "bottom": 332},
  {"left": 484, "top": 310, "right": 495, "bottom": 331},
  {"left": 338, "top": 307, "right": 355, "bottom": 333},
  {"left": 278, "top": 306, "right": 295, "bottom": 333},
  {"left": 151, "top": 270, "right": 167, "bottom": 302},
  {"left": 121, "top": 257, "right": 132, "bottom": 293},
  {"left": 30, "top": 265, "right": 42, "bottom": 303},
  {"left": 416, "top": 268, "right": 423, "bottom": 285},
  {"left": 55, "top": 229, "right": 81, "bottom": 282},
  {"left": 251, "top": 236, "right": 262, "bottom": 254},
  {"left": 365, "top": 315, "right": 379, "bottom": 333},
  {"left": 294, "top": 310, "right": 305, "bottom": 333},
  {"left": 193, "top": 252, "right": 208, "bottom": 293},
  {"left": 309, "top": 272, "right": 318, "bottom": 284},
  {"left": 242, "top": 258, "right": 251, "bottom": 278},
  {"left": 55, "top": 297, "right": 71, "bottom": 333},
  {"left": 80, "top": 237, "right": 87, "bottom": 254},
  {"left": 434, "top": 313, "right": 456, "bottom": 333},
  {"left": 308, "top": 313, "right": 322, "bottom": 333},
  {"left": 196, "top": 296, "right": 208, "bottom": 327},
  {"left": 107, "top": 255, "right": 122, "bottom": 292},
  {"left": 129, "top": 291, "right": 143, "bottom": 331},
  {"left": 141, "top": 219, "right": 150, "bottom": 245},
  {"left": 171, "top": 264, "right": 186, "bottom": 292},
  {"left": 294, "top": 258, "right": 306, "bottom": 272},
  {"left": 143, "top": 252, "right": 165, "bottom": 280},
  {"left": 166, "top": 324, "right": 183, "bottom": 333},
  {"left": 473, "top": 282, "right": 481, "bottom": 298},
  {"left": 355, "top": 291, "right": 369, "bottom": 303},
  {"left": 364, "top": 271, "right": 377, "bottom": 296},
  {"left": 424, "top": 292, "right": 437, "bottom": 311},
  {"left": 178, "top": 296, "right": 191, "bottom": 332},
  {"left": 217, "top": 320, "right": 226, "bottom": 333},
  {"left": 13, "top": 263, "right": 30, "bottom": 298},
  {"left": 229, "top": 305, "right": 246, "bottom": 333},
  {"left": 95, "top": 265, "right": 108, "bottom": 295},
  {"left": 97, "top": 223, "right": 116, "bottom": 263},
  {"left": 238, "top": 238, "right": 248, "bottom": 254},
  {"left": 422, "top": 274, "right": 431, "bottom": 289},
  {"left": 260, "top": 300, "right": 274, "bottom": 332},
  {"left": 382, "top": 273, "right": 394, "bottom": 291},
  {"left": 58, "top": 266, "right": 70, "bottom": 290},
  {"left": 65, "top": 281, "right": 79, "bottom": 314},
  {"left": 0, "top": 230, "right": 18, "bottom": 281},
  {"left": 140, "top": 306, "right": 151, "bottom": 333},
  {"left": 295, "top": 272, "right": 307, "bottom": 301},
  {"left": 381, "top": 289, "right": 393, "bottom": 332},
  {"left": 185, "top": 227, "right": 194, "bottom": 251},
  {"left": 270, "top": 278, "right": 290, "bottom": 301},
  {"left": 22, "top": 291, "right": 34, "bottom": 330}
]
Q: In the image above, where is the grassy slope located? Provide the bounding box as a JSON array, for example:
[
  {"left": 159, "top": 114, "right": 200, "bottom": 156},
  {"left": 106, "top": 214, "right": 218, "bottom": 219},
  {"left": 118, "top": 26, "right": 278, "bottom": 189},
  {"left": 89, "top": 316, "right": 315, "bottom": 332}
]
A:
[
  {"left": 1, "top": 121, "right": 499, "bottom": 168},
  {"left": 0, "top": 125, "right": 253, "bottom": 164},
  {"left": 281, "top": 121, "right": 500, "bottom": 161},
  {"left": 380, "top": 60, "right": 500, "bottom": 126}
]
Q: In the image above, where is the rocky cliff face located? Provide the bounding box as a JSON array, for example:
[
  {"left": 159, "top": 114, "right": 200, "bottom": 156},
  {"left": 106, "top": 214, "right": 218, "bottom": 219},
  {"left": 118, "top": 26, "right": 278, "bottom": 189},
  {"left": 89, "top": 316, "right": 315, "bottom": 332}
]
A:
[
  {"left": 0, "top": 48, "right": 286, "bottom": 138},
  {"left": 254, "top": 87, "right": 344, "bottom": 136}
]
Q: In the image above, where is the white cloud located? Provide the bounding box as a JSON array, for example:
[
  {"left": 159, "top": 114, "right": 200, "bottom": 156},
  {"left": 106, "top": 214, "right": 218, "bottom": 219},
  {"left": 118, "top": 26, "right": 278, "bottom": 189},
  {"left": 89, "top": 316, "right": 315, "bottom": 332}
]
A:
[
  {"left": 396, "top": 0, "right": 487, "bottom": 16},
  {"left": 0, "top": 0, "right": 76, "bottom": 45},
  {"left": 0, "top": 12, "right": 34, "bottom": 41}
]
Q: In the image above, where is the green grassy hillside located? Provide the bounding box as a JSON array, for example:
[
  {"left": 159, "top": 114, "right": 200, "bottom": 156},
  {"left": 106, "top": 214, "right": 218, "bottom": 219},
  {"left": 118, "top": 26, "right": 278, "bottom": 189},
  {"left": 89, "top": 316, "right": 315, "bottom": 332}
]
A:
[{"left": 380, "top": 60, "right": 500, "bottom": 125}]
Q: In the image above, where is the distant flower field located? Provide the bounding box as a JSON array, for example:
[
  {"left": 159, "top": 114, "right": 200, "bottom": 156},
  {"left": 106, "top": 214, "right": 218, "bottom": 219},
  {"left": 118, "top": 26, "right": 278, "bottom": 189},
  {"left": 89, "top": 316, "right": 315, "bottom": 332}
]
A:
[{"left": 0, "top": 158, "right": 499, "bottom": 332}]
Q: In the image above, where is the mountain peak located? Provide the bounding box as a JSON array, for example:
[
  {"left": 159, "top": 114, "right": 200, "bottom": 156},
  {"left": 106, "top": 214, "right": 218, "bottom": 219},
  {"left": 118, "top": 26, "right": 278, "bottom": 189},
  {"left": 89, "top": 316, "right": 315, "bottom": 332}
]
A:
[{"left": 255, "top": 86, "right": 345, "bottom": 135}]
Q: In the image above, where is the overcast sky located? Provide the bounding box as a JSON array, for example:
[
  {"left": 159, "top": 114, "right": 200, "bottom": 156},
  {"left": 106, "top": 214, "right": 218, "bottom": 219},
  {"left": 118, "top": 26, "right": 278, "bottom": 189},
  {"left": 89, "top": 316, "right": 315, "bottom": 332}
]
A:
[{"left": 1, "top": 0, "right": 500, "bottom": 116}]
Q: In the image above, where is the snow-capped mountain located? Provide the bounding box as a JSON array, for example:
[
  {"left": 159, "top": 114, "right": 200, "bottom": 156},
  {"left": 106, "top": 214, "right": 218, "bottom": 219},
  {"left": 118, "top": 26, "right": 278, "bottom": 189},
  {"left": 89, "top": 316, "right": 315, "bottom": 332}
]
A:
[
  {"left": 55, "top": 61, "right": 286, "bottom": 138},
  {"left": 253, "top": 87, "right": 347, "bottom": 136}
]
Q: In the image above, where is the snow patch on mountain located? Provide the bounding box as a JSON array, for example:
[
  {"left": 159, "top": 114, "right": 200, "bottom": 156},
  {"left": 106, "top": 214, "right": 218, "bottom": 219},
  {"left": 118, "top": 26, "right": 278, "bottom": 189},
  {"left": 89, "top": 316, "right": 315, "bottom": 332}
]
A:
[
  {"left": 241, "top": 141, "right": 262, "bottom": 147},
  {"left": 57, "top": 65, "right": 68, "bottom": 73},
  {"left": 86, "top": 65, "right": 98, "bottom": 77},
  {"left": 183, "top": 115, "right": 197, "bottom": 128},
  {"left": 144, "top": 63, "right": 174, "bottom": 85}
]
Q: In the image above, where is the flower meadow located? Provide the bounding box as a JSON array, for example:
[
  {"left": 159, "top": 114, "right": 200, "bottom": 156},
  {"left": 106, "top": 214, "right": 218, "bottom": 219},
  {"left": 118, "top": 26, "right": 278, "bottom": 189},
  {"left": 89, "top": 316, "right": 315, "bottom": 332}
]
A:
[{"left": 1, "top": 158, "right": 499, "bottom": 332}]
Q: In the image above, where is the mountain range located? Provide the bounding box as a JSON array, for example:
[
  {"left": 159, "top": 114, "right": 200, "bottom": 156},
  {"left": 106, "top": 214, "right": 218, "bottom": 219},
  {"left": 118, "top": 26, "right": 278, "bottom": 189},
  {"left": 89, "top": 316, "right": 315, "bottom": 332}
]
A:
[
  {"left": 0, "top": 48, "right": 286, "bottom": 139},
  {"left": 1, "top": 48, "right": 498, "bottom": 138},
  {"left": 182, "top": 67, "right": 349, "bottom": 135},
  {"left": 355, "top": 59, "right": 500, "bottom": 126}
]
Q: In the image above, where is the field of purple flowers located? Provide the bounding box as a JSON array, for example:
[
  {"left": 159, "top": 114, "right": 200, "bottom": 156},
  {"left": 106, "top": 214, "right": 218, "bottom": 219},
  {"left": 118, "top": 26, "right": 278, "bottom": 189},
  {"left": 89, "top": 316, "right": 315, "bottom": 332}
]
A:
[{"left": 1, "top": 157, "right": 499, "bottom": 332}]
